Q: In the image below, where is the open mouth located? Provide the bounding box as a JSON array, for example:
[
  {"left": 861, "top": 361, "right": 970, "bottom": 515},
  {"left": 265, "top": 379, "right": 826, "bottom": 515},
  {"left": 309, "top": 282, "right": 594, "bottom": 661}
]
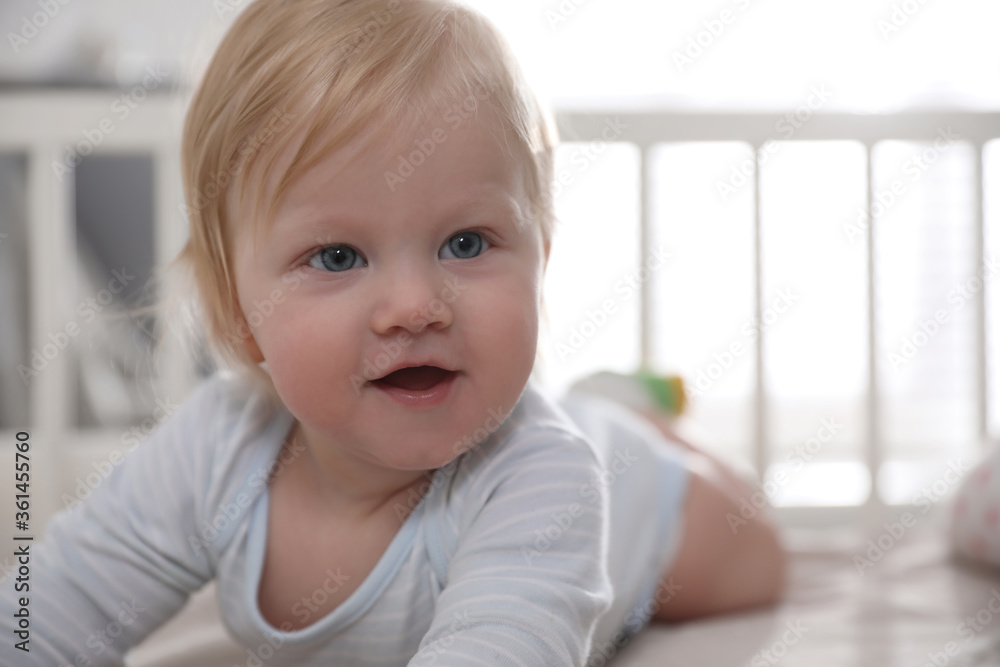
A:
[{"left": 372, "top": 365, "right": 455, "bottom": 392}]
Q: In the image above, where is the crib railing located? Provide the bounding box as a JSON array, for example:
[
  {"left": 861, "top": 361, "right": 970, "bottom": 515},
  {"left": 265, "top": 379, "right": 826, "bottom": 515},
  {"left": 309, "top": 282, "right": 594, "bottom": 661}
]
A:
[
  {"left": 1, "top": 91, "right": 998, "bottom": 533},
  {"left": 554, "top": 109, "right": 1000, "bottom": 525},
  {"left": 0, "top": 91, "right": 191, "bottom": 527}
]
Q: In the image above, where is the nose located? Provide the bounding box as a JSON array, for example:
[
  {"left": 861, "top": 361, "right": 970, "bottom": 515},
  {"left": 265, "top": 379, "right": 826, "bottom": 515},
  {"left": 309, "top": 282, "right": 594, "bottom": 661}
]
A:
[{"left": 370, "top": 261, "right": 454, "bottom": 335}]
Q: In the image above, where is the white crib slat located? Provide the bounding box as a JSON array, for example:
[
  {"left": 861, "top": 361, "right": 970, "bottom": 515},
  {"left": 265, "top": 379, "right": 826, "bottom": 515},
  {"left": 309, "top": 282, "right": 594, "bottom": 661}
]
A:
[
  {"left": 864, "top": 144, "right": 884, "bottom": 524},
  {"left": 638, "top": 146, "right": 653, "bottom": 368},
  {"left": 27, "top": 145, "right": 74, "bottom": 428},
  {"left": 153, "top": 141, "right": 197, "bottom": 403},
  {"left": 752, "top": 145, "right": 767, "bottom": 481},
  {"left": 973, "top": 143, "right": 988, "bottom": 444},
  {"left": 27, "top": 143, "right": 75, "bottom": 524}
]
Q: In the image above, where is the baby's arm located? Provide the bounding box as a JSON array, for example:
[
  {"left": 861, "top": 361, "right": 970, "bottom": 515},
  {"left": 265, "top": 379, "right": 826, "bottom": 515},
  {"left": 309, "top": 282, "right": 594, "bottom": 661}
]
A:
[
  {"left": 0, "top": 382, "right": 225, "bottom": 666},
  {"left": 410, "top": 429, "right": 612, "bottom": 667}
]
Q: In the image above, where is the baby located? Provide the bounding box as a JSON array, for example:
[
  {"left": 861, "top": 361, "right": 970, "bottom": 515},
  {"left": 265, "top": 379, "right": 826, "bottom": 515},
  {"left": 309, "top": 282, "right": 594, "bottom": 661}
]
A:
[{"left": 0, "top": 0, "right": 785, "bottom": 664}]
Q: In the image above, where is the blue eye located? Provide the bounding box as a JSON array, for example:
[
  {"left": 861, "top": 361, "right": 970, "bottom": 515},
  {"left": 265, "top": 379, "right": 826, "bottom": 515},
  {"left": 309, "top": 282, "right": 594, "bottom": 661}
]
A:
[
  {"left": 309, "top": 245, "right": 365, "bottom": 272},
  {"left": 440, "top": 231, "right": 489, "bottom": 260}
]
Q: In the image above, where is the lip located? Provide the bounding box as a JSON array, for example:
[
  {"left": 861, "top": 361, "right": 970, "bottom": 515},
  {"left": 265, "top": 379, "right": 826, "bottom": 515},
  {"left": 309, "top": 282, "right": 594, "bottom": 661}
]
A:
[{"left": 370, "top": 369, "right": 459, "bottom": 408}]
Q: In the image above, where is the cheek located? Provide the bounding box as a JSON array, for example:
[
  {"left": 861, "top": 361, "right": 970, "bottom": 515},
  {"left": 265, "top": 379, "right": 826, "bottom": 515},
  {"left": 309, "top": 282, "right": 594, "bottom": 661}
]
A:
[
  {"left": 466, "top": 277, "right": 539, "bottom": 366},
  {"left": 255, "top": 304, "right": 361, "bottom": 409}
]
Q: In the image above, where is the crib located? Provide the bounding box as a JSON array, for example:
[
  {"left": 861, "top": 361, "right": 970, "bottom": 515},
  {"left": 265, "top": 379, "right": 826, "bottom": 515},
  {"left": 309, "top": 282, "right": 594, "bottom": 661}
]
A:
[{"left": 2, "top": 89, "right": 1000, "bottom": 665}]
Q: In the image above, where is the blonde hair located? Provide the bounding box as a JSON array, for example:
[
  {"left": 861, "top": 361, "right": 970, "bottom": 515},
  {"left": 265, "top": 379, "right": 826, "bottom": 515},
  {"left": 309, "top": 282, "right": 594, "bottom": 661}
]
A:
[{"left": 170, "top": 0, "right": 557, "bottom": 400}]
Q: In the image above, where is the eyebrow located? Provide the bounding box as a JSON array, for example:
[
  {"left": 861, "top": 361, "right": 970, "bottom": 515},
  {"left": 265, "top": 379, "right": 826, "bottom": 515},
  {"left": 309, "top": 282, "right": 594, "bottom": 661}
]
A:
[
  {"left": 443, "top": 192, "right": 524, "bottom": 226},
  {"left": 278, "top": 190, "right": 524, "bottom": 237}
]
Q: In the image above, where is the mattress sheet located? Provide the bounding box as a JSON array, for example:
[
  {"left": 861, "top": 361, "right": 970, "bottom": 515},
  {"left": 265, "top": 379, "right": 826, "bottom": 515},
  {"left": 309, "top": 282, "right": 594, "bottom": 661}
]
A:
[
  {"left": 614, "top": 515, "right": 1000, "bottom": 667},
  {"left": 127, "top": 511, "right": 1000, "bottom": 667}
]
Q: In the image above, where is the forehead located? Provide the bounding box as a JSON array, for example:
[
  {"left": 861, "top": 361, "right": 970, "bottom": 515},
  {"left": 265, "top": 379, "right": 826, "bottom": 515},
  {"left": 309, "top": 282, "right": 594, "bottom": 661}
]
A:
[{"left": 261, "top": 100, "right": 530, "bottom": 234}]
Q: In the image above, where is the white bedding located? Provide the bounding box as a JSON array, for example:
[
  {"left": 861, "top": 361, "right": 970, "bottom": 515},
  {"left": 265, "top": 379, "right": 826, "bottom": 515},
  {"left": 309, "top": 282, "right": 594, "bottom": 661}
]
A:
[
  {"left": 127, "top": 510, "right": 1000, "bottom": 667},
  {"left": 614, "top": 514, "right": 1000, "bottom": 667}
]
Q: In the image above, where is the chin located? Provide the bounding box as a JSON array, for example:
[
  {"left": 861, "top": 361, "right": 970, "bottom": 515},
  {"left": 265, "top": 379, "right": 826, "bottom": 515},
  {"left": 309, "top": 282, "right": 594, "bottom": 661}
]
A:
[{"left": 381, "top": 451, "right": 460, "bottom": 473}]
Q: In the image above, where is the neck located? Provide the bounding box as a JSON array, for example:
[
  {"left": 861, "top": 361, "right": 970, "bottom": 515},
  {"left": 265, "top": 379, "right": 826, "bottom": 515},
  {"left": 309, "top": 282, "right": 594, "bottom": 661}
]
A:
[{"left": 281, "top": 422, "right": 431, "bottom": 521}]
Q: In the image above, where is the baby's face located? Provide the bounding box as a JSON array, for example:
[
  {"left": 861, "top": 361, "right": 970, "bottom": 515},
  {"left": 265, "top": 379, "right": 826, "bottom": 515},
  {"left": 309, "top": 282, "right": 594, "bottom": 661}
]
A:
[{"left": 231, "top": 100, "right": 547, "bottom": 472}]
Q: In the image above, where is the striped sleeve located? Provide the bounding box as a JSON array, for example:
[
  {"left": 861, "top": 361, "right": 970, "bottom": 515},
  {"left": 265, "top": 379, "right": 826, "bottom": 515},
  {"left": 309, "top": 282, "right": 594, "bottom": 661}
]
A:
[
  {"left": 409, "top": 428, "right": 613, "bottom": 667},
  {"left": 0, "top": 378, "right": 230, "bottom": 666}
]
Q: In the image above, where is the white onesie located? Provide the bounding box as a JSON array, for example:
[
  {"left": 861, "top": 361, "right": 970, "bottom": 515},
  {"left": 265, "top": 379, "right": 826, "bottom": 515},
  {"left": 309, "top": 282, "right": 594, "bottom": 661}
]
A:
[{"left": 0, "top": 373, "right": 689, "bottom": 666}]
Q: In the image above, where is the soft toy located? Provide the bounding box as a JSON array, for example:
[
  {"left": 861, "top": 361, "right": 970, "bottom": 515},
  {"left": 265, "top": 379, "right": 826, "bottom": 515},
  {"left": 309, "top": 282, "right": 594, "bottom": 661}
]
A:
[{"left": 566, "top": 369, "right": 687, "bottom": 419}]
